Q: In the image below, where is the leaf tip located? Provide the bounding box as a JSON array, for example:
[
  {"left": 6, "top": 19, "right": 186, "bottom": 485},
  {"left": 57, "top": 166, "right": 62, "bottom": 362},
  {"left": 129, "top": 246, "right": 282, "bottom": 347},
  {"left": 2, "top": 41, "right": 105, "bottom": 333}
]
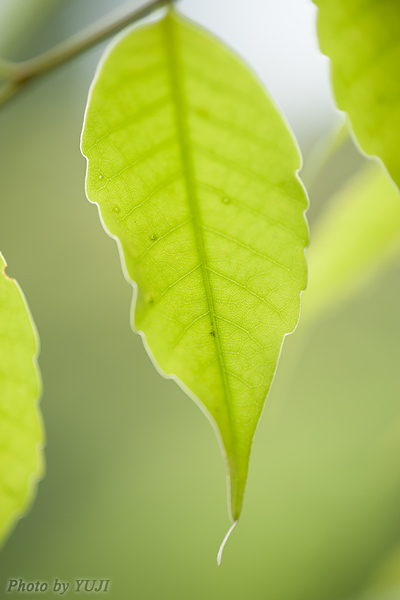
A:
[{"left": 217, "top": 520, "right": 238, "bottom": 566}]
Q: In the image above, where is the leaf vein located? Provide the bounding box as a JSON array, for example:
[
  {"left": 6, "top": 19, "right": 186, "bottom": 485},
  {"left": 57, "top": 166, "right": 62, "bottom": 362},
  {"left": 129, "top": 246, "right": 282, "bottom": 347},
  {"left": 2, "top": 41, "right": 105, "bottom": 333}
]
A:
[
  {"left": 202, "top": 224, "right": 293, "bottom": 275},
  {"left": 163, "top": 15, "right": 237, "bottom": 453}
]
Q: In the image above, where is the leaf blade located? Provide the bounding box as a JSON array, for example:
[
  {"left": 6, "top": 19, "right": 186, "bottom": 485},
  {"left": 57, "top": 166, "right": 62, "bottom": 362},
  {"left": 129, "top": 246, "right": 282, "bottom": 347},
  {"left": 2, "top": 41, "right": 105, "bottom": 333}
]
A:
[
  {"left": 314, "top": 0, "right": 400, "bottom": 188},
  {"left": 0, "top": 253, "right": 43, "bottom": 546},
  {"left": 81, "top": 9, "right": 308, "bottom": 520}
]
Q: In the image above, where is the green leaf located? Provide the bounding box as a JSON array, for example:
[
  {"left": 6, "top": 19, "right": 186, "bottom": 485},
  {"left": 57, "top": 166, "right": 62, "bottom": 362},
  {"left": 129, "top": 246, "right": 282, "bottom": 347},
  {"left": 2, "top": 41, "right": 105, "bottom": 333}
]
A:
[
  {"left": 314, "top": 0, "right": 400, "bottom": 189},
  {"left": 81, "top": 8, "right": 308, "bottom": 521},
  {"left": 0, "top": 253, "right": 43, "bottom": 546},
  {"left": 0, "top": 0, "right": 65, "bottom": 58},
  {"left": 304, "top": 162, "right": 400, "bottom": 322}
]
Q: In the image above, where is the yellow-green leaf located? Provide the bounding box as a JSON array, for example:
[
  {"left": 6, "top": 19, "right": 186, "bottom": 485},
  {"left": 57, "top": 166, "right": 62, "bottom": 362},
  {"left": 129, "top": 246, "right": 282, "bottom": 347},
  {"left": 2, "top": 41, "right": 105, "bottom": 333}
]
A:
[
  {"left": 0, "top": 253, "right": 43, "bottom": 546},
  {"left": 81, "top": 8, "right": 308, "bottom": 521},
  {"left": 304, "top": 162, "right": 400, "bottom": 322},
  {"left": 314, "top": 0, "right": 400, "bottom": 188}
]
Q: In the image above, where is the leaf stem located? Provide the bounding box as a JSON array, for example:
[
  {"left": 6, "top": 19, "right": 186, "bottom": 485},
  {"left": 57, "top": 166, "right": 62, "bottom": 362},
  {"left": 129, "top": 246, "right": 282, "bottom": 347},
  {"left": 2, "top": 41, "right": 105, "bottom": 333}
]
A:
[{"left": 0, "top": 0, "right": 169, "bottom": 107}]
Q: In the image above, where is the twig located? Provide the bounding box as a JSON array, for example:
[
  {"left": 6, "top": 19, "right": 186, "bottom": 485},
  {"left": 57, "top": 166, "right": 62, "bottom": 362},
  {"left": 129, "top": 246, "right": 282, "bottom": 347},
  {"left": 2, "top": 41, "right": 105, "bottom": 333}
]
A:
[{"left": 0, "top": 0, "right": 169, "bottom": 107}]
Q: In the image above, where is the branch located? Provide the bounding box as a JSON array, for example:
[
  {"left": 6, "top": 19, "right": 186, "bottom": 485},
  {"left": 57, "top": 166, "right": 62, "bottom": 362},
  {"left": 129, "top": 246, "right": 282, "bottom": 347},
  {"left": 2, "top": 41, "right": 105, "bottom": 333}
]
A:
[{"left": 0, "top": 0, "right": 169, "bottom": 106}]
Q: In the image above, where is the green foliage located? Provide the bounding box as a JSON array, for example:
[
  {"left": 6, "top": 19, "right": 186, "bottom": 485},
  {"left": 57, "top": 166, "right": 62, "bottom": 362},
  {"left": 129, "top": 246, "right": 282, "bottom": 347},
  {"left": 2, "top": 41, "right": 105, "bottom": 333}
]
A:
[
  {"left": 81, "top": 8, "right": 308, "bottom": 520},
  {"left": 305, "top": 162, "right": 400, "bottom": 321},
  {"left": 314, "top": 0, "right": 400, "bottom": 189},
  {"left": 0, "top": 0, "right": 65, "bottom": 57},
  {"left": 0, "top": 253, "right": 43, "bottom": 546}
]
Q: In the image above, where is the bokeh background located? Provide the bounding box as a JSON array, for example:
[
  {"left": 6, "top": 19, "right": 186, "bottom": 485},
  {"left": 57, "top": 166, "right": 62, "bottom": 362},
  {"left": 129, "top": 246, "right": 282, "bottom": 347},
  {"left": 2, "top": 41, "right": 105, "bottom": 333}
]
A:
[{"left": 1, "top": 1, "right": 400, "bottom": 599}]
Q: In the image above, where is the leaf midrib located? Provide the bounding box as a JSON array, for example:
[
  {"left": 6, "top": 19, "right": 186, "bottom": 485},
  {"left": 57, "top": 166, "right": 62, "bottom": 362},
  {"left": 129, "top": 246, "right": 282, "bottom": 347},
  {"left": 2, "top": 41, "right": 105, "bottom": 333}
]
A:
[{"left": 163, "top": 14, "right": 236, "bottom": 462}]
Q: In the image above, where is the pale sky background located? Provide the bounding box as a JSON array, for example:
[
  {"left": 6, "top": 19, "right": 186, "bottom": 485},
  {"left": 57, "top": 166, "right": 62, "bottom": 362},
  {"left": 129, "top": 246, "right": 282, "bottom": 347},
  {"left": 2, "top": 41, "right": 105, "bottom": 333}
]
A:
[{"left": 178, "top": 0, "right": 340, "bottom": 145}]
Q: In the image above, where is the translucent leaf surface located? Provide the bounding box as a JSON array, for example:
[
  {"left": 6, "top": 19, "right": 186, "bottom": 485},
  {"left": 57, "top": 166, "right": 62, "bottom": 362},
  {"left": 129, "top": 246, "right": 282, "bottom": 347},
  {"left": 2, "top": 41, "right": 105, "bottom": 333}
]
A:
[
  {"left": 81, "top": 8, "right": 308, "bottom": 520},
  {"left": 305, "top": 163, "right": 400, "bottom": 321},
  {"left": 314, "top": 0, "right": 400, "bottom": 188},
  {"left": 0, "top": 253, "right": 43, "bottom": 546}
]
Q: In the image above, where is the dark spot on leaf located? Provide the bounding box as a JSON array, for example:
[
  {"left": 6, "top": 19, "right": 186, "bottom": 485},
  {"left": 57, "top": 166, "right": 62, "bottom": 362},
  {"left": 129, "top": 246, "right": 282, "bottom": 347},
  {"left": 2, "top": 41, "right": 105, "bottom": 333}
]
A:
[
  {"left": 210, "top": 330, "right": 215, "bottom": 336},
  {"left": 150, "top": 234, "right": 157, "bottom": 241}
]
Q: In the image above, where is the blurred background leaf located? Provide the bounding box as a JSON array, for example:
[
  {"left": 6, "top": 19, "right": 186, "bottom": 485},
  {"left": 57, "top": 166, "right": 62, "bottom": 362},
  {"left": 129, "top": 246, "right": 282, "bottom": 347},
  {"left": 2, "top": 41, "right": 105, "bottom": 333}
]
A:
[
  {"left": 304, "top": 161, "right": 400, "bottom": 322},
  {"left": 0, "top": 0, "right": 66, "bottom": 58},
  {"left": 313, "top": 0, "right": 400, "bottom": 189}
]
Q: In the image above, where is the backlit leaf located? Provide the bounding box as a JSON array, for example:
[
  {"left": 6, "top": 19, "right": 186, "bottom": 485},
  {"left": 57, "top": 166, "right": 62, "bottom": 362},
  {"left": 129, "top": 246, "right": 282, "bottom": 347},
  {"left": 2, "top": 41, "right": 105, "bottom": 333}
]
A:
[
  {"left": 0, "top": 253, "right": 43, "bottom": 546},
  {"left": 81, "top": 8, "right": 308, "bottom": 521},
  {"left": 314, "top": 0, "right": 400, "bottom": 189}
]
